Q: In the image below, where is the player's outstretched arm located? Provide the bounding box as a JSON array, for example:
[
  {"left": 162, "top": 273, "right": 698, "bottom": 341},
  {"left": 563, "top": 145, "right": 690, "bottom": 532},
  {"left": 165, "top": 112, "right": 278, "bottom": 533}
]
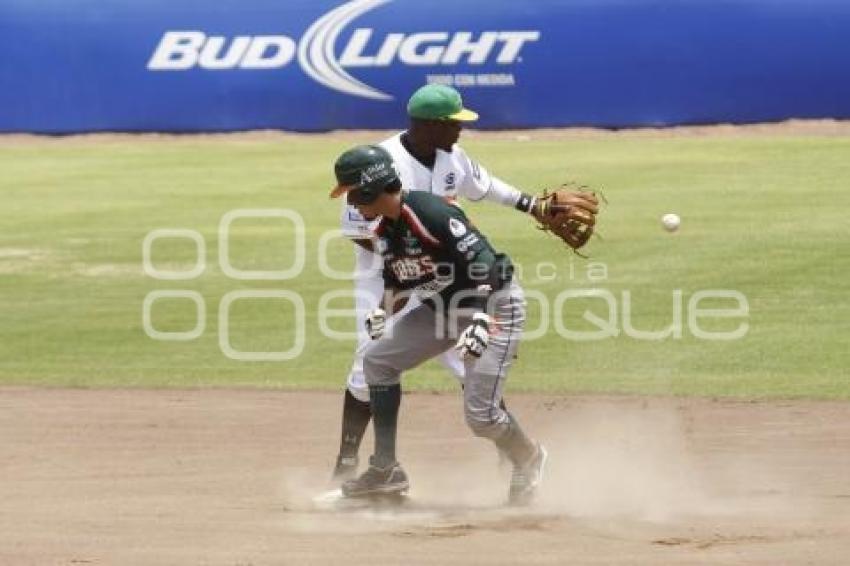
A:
[
  {"left": 454, "top": 150, "right": 540, "bottom": 217},
  {"left": 455, "top": 152, "right": 601, "bottom": 252}
]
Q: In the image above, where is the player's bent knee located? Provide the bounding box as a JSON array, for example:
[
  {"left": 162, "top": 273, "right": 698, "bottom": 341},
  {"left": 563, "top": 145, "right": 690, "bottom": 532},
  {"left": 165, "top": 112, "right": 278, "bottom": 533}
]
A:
[
  {"left": 346, "top": 366, "right": 371, "bottom": 403},
  {"left": 347, "top": 382, "right": 370, "bottom": 403},
  {"left": 362, "top": 350, "right": 401, "bottom": 387},
  {"left": 464, "top": 411, "right": 507, "bottom": 440}
]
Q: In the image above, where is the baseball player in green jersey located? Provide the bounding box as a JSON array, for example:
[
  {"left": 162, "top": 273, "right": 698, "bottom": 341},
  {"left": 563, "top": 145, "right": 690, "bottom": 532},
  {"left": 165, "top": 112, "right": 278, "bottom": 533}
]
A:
[
  {"left": 329, "top": 144, "right": 547, "bottom": 505},
  {"left": 333, "top": 84, "right": 536, "bottom": 482}
]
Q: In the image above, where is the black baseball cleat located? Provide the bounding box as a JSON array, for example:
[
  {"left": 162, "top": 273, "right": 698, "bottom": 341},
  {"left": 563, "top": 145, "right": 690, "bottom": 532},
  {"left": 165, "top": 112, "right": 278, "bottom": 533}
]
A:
[
  {"left": 332, "top": 455, "right": 359, "bottom": 482},
  {"left": 341, "top": 458, "right": 409, "bottom": 498},
  {"left": 508, "top": 443, "right": 548, "bottom": 506}
]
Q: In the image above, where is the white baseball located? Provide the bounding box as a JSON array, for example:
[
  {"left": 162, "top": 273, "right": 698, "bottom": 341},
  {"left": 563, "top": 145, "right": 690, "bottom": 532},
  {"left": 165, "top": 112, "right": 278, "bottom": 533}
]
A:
[{"left": 661, "top": 213, "right": 681, "bottom": 232}]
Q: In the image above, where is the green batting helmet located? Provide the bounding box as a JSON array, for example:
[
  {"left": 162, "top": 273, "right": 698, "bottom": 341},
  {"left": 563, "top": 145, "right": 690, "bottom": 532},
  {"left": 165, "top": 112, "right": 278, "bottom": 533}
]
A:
[{"left": 329, "top": 145, "right": 399, "bottom": 205}]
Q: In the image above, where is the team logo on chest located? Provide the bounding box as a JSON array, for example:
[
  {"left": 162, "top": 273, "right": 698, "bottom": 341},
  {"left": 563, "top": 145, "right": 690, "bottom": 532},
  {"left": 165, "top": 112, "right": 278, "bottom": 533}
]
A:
[{"left": 403, "top": 232, "right": 422, "bottom": 255}]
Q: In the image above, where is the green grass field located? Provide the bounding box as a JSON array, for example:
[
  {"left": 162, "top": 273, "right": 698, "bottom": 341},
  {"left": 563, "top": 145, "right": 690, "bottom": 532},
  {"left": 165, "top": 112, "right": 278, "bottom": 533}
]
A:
[{"left": 1, "top": 131, "right": 848, "bottom": 398}]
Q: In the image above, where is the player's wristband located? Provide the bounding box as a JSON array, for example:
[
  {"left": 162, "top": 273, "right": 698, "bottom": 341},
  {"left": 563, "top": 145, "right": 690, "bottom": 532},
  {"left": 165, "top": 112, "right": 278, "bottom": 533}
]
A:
[{"left": 515, "top": 193, "right": 536, "bottom": 214}]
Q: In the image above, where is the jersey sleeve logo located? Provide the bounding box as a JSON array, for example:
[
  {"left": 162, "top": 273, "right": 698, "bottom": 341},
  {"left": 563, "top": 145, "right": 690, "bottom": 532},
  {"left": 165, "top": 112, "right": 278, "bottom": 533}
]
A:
[
  {"left": 456, "top": 232, "right": 479, "bottom": 253},
  {"left": 449, "top": 217, "right": 467, "bottom": 237},
  {"left": 444, "top": 172, "right": 456, "bottom": 192}
]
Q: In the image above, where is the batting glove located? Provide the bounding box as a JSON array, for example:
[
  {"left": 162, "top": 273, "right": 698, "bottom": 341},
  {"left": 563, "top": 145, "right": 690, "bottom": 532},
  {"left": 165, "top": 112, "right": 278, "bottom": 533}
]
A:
[
  {"left": 365, "top": 308, "right": 386, "bottom": 340},
  {"left": 455, "top": 312, "right": 491, "bottom": 360}
]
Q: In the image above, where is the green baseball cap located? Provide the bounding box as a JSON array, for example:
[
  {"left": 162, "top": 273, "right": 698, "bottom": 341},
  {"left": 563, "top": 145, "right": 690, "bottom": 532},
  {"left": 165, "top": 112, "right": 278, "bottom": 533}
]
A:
[{"left": 406, "top": 84, "right": 479, "bottom": 122}]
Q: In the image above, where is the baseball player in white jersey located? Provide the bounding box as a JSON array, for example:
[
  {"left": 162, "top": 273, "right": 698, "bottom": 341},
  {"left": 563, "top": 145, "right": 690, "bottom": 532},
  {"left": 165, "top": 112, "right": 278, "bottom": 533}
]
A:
[{"left": 332, "top": 84, "right": 544, "bottom": 480}]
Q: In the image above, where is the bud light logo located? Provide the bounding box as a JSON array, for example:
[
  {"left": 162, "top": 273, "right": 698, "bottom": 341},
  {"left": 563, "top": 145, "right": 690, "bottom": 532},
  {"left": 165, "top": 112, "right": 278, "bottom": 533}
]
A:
[{"left": 147, "top": 0, "right": 540, "bottom": 101}]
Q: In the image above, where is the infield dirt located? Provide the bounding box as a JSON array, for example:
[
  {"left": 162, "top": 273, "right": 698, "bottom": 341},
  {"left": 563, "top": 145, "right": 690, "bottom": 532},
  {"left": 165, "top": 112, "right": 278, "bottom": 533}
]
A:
[{"left": 1, "top": 389, "right": 848, "bottom": 565}]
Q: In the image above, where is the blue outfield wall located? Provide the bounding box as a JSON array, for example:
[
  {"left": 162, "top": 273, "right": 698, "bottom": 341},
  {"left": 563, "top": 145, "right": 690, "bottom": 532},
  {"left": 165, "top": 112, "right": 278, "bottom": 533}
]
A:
[{"left": 1, "top": 0, "right": 850, "bottom": 133}]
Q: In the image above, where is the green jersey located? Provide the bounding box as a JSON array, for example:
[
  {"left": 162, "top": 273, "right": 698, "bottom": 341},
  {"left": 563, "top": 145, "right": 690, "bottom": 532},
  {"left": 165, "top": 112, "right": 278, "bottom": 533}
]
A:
[{"left": 374, "top": 191, "right": 513, "bottom": 311}]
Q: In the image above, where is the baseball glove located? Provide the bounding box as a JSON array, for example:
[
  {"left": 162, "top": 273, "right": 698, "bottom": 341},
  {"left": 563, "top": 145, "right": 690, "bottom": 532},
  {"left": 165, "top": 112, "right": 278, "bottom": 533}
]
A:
[{"left": 531, "top": 185, "right": 600, "bottom": 251}]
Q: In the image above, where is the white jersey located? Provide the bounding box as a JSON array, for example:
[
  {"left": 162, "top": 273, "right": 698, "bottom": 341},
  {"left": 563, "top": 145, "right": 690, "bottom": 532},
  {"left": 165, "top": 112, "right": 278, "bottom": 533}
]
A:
[{"left": 340, "top": 132, "right": 524, "bottom": 276}]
